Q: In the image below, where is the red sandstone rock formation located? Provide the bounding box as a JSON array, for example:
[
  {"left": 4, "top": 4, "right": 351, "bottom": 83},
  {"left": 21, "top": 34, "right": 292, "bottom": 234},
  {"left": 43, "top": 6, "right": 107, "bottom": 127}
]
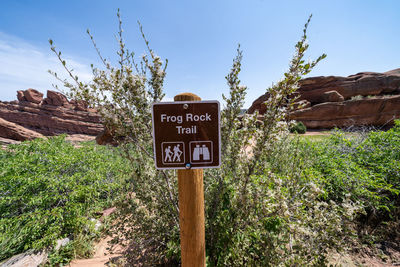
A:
[
  {"left": 297, "top": 69, "right": 400, "bottom": 104},
  {"left": 248, "top": 68, "right": 400, "bottom": 129},
  {"left": 0, "top": 89, "right": 104, "bottom": 141},
  {"left": 0, "top": 117, "right": 45, "bottom": 141},
  {"left": 17, "top": 88, "right": 44, "bottom": 104},
  {"left": 290, "top": 95, "right": 400, "bottom": 129},
  {"left": 43, "top": 90, "right": 69, "bottom": 107}
]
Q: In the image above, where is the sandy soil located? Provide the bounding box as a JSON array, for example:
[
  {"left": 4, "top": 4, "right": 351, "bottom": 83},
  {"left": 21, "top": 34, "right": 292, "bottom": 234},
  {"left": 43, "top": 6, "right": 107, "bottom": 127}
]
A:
[
  {"left": 302, "top": 130, "right": 331, "bottom": 136},
  {"left": 69, "top": 236, "right": 123, "bottom": 267},
  {"left": 328, "top": 249, "right": 400, "bottom": 267}
]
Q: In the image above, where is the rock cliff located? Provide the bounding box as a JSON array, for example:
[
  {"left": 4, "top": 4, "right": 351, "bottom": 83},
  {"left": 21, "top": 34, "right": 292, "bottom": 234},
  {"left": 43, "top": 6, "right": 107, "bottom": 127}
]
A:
[
  {"left": 248, "top": 68, "right": 400, "bottom": 129},
  {"left": 0, "top": 89, "right": 103, "bottom": 141}
]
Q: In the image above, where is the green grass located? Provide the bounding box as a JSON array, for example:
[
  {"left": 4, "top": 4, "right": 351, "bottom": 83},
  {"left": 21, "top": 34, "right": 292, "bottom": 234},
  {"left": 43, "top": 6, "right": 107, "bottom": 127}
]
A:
[
  {"left": 295, "top": 130, "right": 359, "bottom": 142},
  {"left": 0, "top": 135, "right": 131, "bottom": 264},
  {"left": 300, "top": 124, "right": 400, "bottom": 228},
  {"left": 298, "top": 134, "right": 330, "bottom": 142}
]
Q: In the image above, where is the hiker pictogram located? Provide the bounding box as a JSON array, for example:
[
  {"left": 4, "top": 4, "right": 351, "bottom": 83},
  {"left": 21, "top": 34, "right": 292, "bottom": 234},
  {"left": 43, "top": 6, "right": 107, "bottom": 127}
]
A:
[
  {"left": 190, "top": 141, "right": 212, "bottom": 163},
  {"left": 173, "top": 144, "right": 183, "bottom": 162},
  {"left": 162, "top": 142, "right": 185, "bottom": 164},
  {"left": 164, "top": 146, "right": 172, "bottom": 162}
]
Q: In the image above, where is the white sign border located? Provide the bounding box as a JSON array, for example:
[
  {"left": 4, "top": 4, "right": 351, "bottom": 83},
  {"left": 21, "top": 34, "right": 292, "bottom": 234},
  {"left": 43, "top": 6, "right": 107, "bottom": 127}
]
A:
[{"left": 151, "top": 100, "right": 221, "bottom": 170}]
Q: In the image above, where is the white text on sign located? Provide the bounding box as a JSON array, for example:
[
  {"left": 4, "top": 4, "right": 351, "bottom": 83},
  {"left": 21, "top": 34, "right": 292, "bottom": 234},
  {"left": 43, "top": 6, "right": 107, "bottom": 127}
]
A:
[{"left": 160, "top": 113, "right": 212, "bottom": 134}]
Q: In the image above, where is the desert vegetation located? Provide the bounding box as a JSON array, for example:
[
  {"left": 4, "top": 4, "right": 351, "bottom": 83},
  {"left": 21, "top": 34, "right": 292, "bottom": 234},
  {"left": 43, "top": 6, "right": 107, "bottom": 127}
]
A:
[
  {"left": 0, "top": 10, "right": 399, "bottom": 267},
  {"left": 0, "top": 136, "right": 131, "bottom": 265},
  {"left": 1, "top": 126, "right": 399, "bottom": 266}
]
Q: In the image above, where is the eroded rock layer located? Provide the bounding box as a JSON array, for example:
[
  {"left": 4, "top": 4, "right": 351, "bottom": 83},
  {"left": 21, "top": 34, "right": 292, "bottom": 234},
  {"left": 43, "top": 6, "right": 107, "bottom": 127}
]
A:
[
  {"left": 0, "top": 117, "right": 45, "bottom": 141},
  {"left": 0, "top": 89, "right": 103, "bottom": 141},
  {"left": 248, "top": 68, "right": 400, "bottom": 129},
  {"left": 290, "top": 95, "right": 400, "bottom": 129}
]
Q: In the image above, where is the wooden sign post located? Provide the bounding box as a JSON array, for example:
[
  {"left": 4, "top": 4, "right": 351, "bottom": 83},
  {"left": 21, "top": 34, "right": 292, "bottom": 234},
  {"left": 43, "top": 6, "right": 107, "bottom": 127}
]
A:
[
  {"left": 152, "top": 92, "right": 220, "bottom": 266},
  {"left": 174, "top": 93, "right": 205, "bottom": 267}
]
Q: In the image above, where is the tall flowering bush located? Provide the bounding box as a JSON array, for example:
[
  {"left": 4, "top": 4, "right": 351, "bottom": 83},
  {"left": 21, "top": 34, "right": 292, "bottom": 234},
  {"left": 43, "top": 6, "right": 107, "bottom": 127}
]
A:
[{"left": 51, "top": 12, "right": 359, "bottom": 266}]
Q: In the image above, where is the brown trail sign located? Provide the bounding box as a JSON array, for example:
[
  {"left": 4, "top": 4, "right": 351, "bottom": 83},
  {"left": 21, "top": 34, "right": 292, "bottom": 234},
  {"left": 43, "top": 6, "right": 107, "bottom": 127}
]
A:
[
  {"left": 151, "top": 93, "right": 221, "bottom": 267},
  {"left": 152, "top": 100, "right": 220, "bottom": 169}
]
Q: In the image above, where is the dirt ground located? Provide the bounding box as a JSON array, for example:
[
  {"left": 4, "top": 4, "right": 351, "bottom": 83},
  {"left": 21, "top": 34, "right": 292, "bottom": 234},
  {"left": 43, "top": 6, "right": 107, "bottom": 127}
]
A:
[
  {"left": 302, "top": 130, "right": 331, "bottom": 136},
  {"left": 69, "top": 236, "right": 400, "bottom": 267},
  {"left": 69, "top": 236, "right": 123, "bottom": 267},
  {"left": 328, "top": 249, "right": 400, "bottom": 267}
]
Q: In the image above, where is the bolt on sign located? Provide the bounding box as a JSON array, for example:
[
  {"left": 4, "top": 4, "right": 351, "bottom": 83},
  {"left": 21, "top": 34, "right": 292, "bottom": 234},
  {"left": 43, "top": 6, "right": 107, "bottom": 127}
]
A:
[{"left": 152, "top": 101, "right": 221, "bottom": 169}]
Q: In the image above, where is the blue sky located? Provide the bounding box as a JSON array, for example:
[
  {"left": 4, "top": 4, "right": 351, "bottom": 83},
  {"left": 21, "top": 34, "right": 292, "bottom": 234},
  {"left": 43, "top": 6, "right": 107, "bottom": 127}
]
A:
[{"left": 0, "top": 0, "right": 399, "bottom": 107}]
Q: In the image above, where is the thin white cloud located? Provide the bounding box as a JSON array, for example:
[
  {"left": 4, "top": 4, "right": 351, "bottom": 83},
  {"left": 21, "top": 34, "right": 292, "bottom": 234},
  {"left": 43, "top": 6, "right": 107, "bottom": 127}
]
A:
[{"left": 0, "top": 32, "right": 92, "bottom": 101}]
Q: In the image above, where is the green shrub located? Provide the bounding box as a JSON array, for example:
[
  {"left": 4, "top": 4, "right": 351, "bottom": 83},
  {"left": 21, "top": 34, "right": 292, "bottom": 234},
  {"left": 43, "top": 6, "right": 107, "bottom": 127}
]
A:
[
  {"left": 305, "top": 122, "right": 400, "bottom": 229},
  {"left": 0, "top": 136, "right": 130, "bottom": 262},
  {"left": 51, "top": 10, "right": 370, "bottom": 266},
  {"left": 312, "top": 127, "right": 398, "bottom": 207},
  {"left": 290, "top": 121, "right": 307, "bottom": 134}
]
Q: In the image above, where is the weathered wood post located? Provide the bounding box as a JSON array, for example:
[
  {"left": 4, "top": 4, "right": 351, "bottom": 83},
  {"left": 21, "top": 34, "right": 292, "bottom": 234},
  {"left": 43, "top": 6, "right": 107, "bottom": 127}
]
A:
[
  {"left": 174, "top": 93, "right": 206, "bottom": 267},
  {"left": 152, "top": 93, "right": 219, "bottom": 266}
]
